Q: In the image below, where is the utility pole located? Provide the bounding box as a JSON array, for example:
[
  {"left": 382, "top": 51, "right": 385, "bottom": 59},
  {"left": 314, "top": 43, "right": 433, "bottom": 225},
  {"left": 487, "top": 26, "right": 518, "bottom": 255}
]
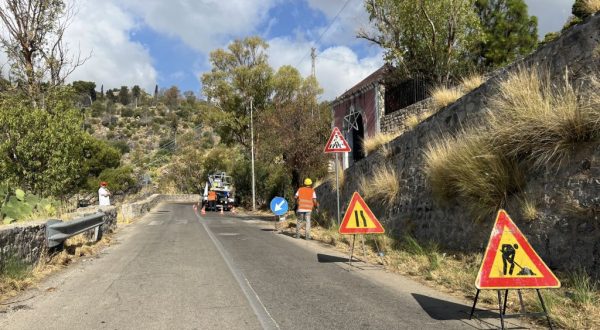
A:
[
  {"left": 250, "top": 97, "right": 256, "bottom": 212},
  {"left": 311, "top": 47, "right": 316, "bottom": 118},
  {"left": 311, "top": 47, "right": 316, "bottom": 78}
]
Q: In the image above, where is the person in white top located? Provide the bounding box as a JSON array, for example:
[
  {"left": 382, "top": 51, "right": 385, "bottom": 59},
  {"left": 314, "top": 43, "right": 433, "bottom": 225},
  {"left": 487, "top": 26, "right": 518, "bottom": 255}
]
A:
[{"left": 98, "top": 181, "right": 111, "bottom": 206}]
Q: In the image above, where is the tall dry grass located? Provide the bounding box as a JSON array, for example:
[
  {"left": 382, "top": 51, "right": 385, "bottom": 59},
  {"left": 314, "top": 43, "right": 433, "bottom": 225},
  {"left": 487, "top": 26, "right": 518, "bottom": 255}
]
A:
[
  {"left": 460, "top": 74, "right": 485, "bottom": 92},
  {"left": 362, "top": 132, "right": 399, "bottom": 155},
  {"left": 359, "top": 165, "right": 400, "bottom": 206},
  {"left": 488, "top": 69, "right": 600, "bottom": 170},
  {"left": 424, "top": 131, "right": 525, "bottom": 221},
  {"left": 430, "top": 86, "right": 464, "bottom": 110},
  {"left": 583, "top": 0, "right": 600, "bottom": 14}
]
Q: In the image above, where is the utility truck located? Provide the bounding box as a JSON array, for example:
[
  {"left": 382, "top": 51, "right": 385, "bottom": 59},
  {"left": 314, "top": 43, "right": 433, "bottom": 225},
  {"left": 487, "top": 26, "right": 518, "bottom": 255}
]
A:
[{"left": 202, "top": 172, "right": 235, "bottom": 211}]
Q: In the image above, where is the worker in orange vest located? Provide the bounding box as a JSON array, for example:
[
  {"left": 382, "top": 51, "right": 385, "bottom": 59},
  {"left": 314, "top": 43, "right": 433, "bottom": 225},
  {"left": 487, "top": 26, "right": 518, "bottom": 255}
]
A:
[
  {"left": 207, "top": 189, "right": 217, "bottom": 211},
  {"left": 294, "top": 178, "right": 318, "bottom": 240}
]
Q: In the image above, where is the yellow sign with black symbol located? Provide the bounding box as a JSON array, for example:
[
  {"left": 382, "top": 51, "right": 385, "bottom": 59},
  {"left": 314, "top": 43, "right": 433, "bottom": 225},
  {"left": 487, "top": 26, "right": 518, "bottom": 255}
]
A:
[{"left": 339, "top": 192, "right": 384, "bottom": 235}]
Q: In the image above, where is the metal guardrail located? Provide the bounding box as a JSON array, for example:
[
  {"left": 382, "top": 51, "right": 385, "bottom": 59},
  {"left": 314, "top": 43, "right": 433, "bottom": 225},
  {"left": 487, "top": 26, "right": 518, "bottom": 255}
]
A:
[{"left": 46, "top": 212, "right": 105, "bottom": 248}]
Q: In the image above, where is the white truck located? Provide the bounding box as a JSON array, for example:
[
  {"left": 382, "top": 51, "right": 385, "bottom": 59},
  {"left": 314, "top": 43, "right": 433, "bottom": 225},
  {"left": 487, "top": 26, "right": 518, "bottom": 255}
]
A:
[{"left": 202, "top": 172, "right": 235, "bottom": 211}]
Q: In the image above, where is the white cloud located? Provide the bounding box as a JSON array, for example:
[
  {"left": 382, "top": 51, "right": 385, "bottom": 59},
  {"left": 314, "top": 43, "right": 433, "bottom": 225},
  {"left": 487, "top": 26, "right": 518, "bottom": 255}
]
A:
[
  {"left": 268, "top": 37, "right": 383, "bottom": 100},
  {"left": 64, "top": 0, "right": 157, "bottom": 92},
  {"left": 118, "top": 0, "right": 281, "bottom": 53}
]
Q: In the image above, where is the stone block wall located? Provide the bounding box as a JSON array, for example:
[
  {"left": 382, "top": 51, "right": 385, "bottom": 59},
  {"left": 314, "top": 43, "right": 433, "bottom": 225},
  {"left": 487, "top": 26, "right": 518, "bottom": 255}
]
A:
[
  {"left": 317, "top": 15, "right": 600, "bottom": 277},
  {"left": 380, "top": 99, "right": 432, "bottom": 135}
]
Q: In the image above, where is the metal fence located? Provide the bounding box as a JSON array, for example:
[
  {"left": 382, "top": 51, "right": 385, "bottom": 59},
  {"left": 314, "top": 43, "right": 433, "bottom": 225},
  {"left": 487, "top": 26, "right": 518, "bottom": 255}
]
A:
[
  {"left": 46, "top": 212, "right": 105, "bottom": 248},
  {"left": 384, "top": 76, "right": 430, "bottom": 115}
]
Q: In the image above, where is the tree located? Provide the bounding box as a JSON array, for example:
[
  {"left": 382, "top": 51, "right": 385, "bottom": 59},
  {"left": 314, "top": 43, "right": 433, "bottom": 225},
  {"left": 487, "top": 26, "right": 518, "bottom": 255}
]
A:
[
  {"left": 0, "top": 0, "right": 87, "bottom": 103},
  {"left": 106, "top": 89, "right": 117, "bottom": 103},
  {"left": 132, "top": 85, "right": 141, "bottom": 108},
  {"left": 474, "top": 0, "right": 538, "bottom": 70},
  {"left": 261, "top": 66, "right": 330, "bottom": 187},
  {"left": 359, "top": 0, "right": 482, "bottom": 84},
  {"left": 201, "top": 36, "right": 273, "bottom": 149},
  {"left": 72, "top": 80, "right": 96, "bottom": 103},
  {"left": 0, "top": 88, "right": 86, "bottom": 196},
  {"left": 163, "top": 86, "right": 180, "bottom": 109},
  {"left": 118, "top": 86, "right": 130, "bottom": 105}
]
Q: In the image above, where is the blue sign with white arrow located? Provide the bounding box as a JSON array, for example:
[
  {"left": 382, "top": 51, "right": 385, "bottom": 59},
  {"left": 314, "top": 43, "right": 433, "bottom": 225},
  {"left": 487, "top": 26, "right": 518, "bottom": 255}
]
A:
[{"left": 270, "top": 197, "right": 288, "bottom": 216}]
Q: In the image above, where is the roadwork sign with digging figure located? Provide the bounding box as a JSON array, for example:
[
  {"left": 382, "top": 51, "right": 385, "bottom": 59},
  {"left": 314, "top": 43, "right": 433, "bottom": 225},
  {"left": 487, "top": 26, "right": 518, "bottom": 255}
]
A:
[{"left": 470, "top": 209, "right": 560, "bottom": 330}]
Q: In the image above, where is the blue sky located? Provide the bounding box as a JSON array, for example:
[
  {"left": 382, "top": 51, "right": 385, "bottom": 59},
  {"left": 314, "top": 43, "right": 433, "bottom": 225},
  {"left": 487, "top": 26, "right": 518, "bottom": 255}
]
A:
[{"left": 51, "top": 0, "right": 575, "bottom": 100}]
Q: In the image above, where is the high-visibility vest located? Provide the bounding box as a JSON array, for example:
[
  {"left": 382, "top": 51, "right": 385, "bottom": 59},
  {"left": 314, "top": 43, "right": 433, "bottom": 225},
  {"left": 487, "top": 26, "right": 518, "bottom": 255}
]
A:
[
  {"left": 296, "top": 187, "right": 315, "bottom": 212},
  {"left": 208, "top": 191, "right": 217, "bottom": 201}
]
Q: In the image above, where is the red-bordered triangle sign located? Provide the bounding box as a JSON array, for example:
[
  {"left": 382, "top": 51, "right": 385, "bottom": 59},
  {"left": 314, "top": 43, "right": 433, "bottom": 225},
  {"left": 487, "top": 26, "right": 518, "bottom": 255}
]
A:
[
  {"left": 339, "top": 192, "right": 384, "bottom": 234},
  {"left": 324, "top": 127, "right": 351, "bottom": 153},
  {"left": 475, "top": 209, "right": 560, "bottom": 289}
]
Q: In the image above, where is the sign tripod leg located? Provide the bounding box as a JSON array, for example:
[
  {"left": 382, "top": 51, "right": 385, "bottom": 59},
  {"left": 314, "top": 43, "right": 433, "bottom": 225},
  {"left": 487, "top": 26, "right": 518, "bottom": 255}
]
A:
[
  {"left": 497, "top": 290, "right": 505, "bottom": 330},
  {"left": 348, "top": 235, "right": 356, "bottom": 263},
  {"left": 361, "top": 235, "right": 367, "bottom": 260},
  {"left": 469, "top": 289, "right": 480, "bottom": 320},
  {"left": 373, "top": 236, "right": 384, "bottom": 265},
  {"left": 503, "top": 289, "right": 509, "bottom": 315},
  {"left": 536, "top": 289, "right": 553, "bottom": 330}
]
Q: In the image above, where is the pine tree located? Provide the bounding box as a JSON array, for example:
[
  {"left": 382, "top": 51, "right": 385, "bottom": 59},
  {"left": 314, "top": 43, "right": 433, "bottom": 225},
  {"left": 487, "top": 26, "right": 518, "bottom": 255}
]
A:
[{"left": 474, "top": 0, "right": 538, "bottom": 70}]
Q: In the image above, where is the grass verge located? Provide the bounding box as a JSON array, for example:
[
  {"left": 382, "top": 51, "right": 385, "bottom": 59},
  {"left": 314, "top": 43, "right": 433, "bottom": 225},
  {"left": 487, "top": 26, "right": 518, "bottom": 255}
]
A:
[{"left": 0, "top": 233, "right": 112, "bottom": 304}]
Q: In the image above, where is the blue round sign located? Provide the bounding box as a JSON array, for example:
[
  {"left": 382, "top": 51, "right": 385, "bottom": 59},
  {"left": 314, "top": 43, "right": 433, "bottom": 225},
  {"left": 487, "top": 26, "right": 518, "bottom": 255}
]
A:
[{"left": 270, "top": 197, "right": 288, "bottom": 216}]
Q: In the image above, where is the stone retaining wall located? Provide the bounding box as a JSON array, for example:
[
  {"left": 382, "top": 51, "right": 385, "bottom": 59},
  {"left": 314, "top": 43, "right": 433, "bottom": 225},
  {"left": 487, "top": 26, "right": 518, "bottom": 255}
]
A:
[{"left": 317, "top": 15, "right": 600, "bottom": 278}]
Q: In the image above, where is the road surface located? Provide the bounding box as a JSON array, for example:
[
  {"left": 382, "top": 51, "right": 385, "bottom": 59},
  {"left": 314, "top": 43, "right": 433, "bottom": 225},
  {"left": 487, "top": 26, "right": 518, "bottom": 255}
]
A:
[{"left": 0, "top": 202, "right": 523, "bottom": 329}]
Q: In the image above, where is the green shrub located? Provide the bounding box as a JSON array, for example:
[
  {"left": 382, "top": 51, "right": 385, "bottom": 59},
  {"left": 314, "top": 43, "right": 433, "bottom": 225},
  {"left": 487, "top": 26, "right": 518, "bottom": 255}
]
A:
[{"left": 95, "top": 166, "right": 136, "bottom": 193}]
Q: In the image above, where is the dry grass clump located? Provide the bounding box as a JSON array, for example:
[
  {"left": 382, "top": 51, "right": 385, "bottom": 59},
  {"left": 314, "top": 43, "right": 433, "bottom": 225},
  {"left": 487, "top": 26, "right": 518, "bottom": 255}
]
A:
[
  {"left": 583, "top": 0, "right": 600, "bottom": 14},
  {"left": 359, "top": 165, "right": 400, "bottom": 206},
  {"left": 520, "top": 196, "right": 539, "bottom": 221},
  {"left": 488, "top": 69, "right": 600, "bottom": 170},
  {"left": 430, "top": 86, "right": 464, "bottom": 110},
  {"left": 424, "top": 131, "right": 525, "bottom": 221},
  {"left": 362, "top": 131, "right": 400, "bottom": 155},
  {"left": 404, "top": 110, "right": 433, "bottom": 130},
  {"left": 460, "top": 74, "right": 485, "bottom": 92}
]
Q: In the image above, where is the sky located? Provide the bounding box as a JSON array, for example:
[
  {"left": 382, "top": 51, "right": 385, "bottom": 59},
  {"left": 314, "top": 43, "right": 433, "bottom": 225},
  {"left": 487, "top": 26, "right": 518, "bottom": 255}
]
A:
[{"left": 2, "top": 0, "right": 576, "bottom": 100}]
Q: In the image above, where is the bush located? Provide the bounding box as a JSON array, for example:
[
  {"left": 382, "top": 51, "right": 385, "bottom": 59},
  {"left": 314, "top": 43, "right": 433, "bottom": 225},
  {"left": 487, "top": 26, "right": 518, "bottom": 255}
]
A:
[
  {"left": 121, "top": 107, "right": 134, "bottom": 117},
  {"left": 95, "top": 166, "right": 136, "bottom": 193},
  {"left": 109, "top": 140, "right": 130, "bottom": 154}
]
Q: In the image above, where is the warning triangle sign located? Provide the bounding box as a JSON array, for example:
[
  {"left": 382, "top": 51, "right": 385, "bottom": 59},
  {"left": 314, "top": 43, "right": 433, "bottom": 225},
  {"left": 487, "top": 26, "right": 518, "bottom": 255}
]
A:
[
  {"left": 475, "top": 209, "right": 560, "bottom": 289},
  {"left": 339, "top": 192, "right": 384, "bottom": 234},
  {"left": 324, "top": 127, "right": 351, "bottom": 153}
]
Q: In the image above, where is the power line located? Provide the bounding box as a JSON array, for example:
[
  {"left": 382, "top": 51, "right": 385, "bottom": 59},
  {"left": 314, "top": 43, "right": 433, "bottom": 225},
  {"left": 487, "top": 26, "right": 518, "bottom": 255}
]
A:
[{"left": 295, "top": 0, "right": 354, "bottom": 68}]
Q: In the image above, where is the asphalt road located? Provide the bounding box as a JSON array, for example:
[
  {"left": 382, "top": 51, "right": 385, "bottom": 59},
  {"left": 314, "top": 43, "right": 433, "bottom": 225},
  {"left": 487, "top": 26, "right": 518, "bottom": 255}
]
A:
[{"left": 0, "top": 202, "right": 523, "bottom": 329}]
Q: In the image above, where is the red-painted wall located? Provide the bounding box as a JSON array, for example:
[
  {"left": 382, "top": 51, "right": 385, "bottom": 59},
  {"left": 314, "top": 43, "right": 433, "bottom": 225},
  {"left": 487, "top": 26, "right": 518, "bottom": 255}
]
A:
[{"left": 332, "top": 88, "right": 377, "bottom": 137}]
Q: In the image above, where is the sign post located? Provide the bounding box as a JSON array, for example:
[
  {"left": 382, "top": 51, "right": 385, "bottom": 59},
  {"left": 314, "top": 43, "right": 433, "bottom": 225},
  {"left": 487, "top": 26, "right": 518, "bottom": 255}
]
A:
[
  {"left": 470, "top": 209, "right": 560, "bottom": 329},
  {"left": 324, "top": 127, "right": 351, "bottom": 226}
]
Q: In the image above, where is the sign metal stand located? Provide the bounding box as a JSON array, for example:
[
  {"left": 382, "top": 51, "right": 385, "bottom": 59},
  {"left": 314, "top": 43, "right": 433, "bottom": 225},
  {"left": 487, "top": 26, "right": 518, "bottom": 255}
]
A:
[
  {"left": 471, "top": 209, "right": 560, "bottom": 329},
  {"left": 469, "top": 288, "right": 553, "bottom": 329}
]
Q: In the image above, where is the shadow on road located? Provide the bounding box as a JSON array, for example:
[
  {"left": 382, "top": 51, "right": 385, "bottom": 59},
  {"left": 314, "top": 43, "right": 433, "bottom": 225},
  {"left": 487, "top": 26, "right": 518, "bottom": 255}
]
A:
[
  {"left": 317, "top": 253, "right": 349, "bottom": 263},
  {"left": 412, "top": 293, "right": 499, "bottom": 321}
]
